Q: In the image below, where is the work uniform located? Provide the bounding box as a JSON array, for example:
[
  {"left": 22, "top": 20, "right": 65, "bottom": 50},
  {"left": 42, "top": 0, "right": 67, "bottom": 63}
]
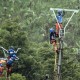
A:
[
  {"left": 50, "top": 31, "right": 56, "bottom": 44},
  {"left": 56, "top": 10, "right": 63, "bottom": 37},
  {"left": 6, "top": 54, "right": 19, "bottom": 77},
  {"left": 55, "top": 22, "right": 62, "bottom": 37},
  {"left": 8, "top": 48, "right": 16, "bottom": 59}
]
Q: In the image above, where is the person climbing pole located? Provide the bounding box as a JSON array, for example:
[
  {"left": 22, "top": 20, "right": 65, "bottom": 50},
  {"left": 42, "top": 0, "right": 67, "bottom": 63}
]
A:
[
  {"left": 49, "top": 28, "right": 58, "bottom": 53},
  {"left": 0, "top": 46, "right": 20, "bottom": 79},
  {"left": 50, "top": 28, "right": 56, "bottom": 44},
  {"left": 7, "top": 46, "right": 16, "bottom": 59},
  {"left": 55, "top": 10, "right": 65, "bottom": 37},
  {"left": 8, "top": 46, "right": 21, "bottom": 59},
  {"left": 57, "top": 10, "right": 63, "bottom": 23},
  {"left": 6, "top": 54, "right": 19, "bottom": 77}
]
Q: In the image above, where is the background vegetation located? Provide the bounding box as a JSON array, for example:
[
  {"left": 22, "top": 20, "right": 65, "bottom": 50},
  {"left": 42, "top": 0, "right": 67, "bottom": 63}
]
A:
[{"left": 0, "top": 0, "right": 80, "bottom": 80}]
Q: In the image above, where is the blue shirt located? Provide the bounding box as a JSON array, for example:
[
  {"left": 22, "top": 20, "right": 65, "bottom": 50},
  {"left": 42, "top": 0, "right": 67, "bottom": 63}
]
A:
[
  {"left": 57, "top": 15, "right": 63, "bottom": 23},
  {"left": 7, "top": 55, "right": 17, "bottom": 65},
  {"left": 50, "top": 32, "right": 56, "bottom": 40}
]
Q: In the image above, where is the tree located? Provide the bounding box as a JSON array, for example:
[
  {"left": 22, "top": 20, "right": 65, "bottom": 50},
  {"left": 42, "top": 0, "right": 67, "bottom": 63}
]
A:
[{"left": 11, "top": 73, "right": 27, "bottom": 80}]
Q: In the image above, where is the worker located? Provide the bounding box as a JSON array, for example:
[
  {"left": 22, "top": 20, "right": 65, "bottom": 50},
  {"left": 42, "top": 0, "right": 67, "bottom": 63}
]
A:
[
  {"left": 6, "top": 54, "right": 19, "bottom": 77},
  {"left": 0, "top": 46, "right": 21, "bottom": 59},
  {"left": 57, "top": 9, "right": 63, "bottom": 23},
  {"left": 55, "top": 10, "right": 65, "bottom": 37},
  {"left": 49, "top": 28, "right": 59, "bottom": 54},
  {"left": 7, "top": 46, "right": 15, "bottom": 59},
  {"left": 50, "top": 28, "right": 56, "bottom": 44}
]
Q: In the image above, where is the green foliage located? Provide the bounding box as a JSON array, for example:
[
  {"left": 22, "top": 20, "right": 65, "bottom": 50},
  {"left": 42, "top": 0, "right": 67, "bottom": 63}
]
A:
[
  {"left": 11, "top": 73, "right": 26, "bottom": 80},
  {"left": 0, "top": 0, "right": 80, "bottom": 80}
]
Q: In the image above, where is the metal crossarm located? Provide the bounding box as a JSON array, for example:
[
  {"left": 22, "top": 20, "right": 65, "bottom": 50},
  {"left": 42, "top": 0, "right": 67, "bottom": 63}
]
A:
[
  {"left": 50, "top": 8, "right": 79, "bottom": 13},
  {"left": 50, "top": 8, "right": 79, "bottom": 37}
]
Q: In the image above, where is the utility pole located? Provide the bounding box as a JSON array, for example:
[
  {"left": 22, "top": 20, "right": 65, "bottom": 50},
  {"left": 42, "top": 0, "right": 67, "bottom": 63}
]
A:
[
  {"left": 54, "top": 50, "right": 58, "bottom": 80},
  {"left": 50, "top": 8, "right": 79, "bottom": 80},
  {"left": 58, "top": 30, "right": 64, "bottom": 80},
  {"left": 58, "top": 39, "right": 62, "bottom": 80}
]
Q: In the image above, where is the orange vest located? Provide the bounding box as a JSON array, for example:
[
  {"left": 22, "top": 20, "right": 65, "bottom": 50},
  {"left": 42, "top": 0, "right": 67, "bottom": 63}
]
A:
[{"left": 55, "top": 23, "right": 62, "bottom": 34}]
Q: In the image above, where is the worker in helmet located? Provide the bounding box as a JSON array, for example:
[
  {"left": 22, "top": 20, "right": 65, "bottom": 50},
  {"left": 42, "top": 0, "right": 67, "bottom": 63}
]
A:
[
  {"left": 0, "top": 46, "right": 16, "bottom": 59},
  {"left": 7, "top": 46, "right": 15, "bottom": 58},
  {"left": 50, "top": 28, "right": 56, "bottom": 44},
  {"left": 57, "top": 10, "right": 63, "bottom": 23},
  {"left": 55, "top": 10, "right": 65, "bottom": 37},
  {"left": 49, "top": 28, "right": 59, "bottom": 54},
  {"left": 0, "top": 46, "right": 21, "bottom": 59},
  {"left": 8, "top": 46, "right": 21, "bottom": 59},
  {"left": 6, "top": 54, "right": 19, "bottom": 77}
]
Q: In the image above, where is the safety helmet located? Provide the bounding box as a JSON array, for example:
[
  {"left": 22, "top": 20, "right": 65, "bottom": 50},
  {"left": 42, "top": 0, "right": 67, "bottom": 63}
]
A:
[
  {"left": 58, "top": 9, "right": 62, "bottom": 12},
  {"left": 58, "top": 9, "right": 62, "bottom": 14},
  {"left": 49, "top": 28, "right": 54, "bottom": 33},
  {"left": 10, "top": 46, "right": 14, "bottom": 49}
]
